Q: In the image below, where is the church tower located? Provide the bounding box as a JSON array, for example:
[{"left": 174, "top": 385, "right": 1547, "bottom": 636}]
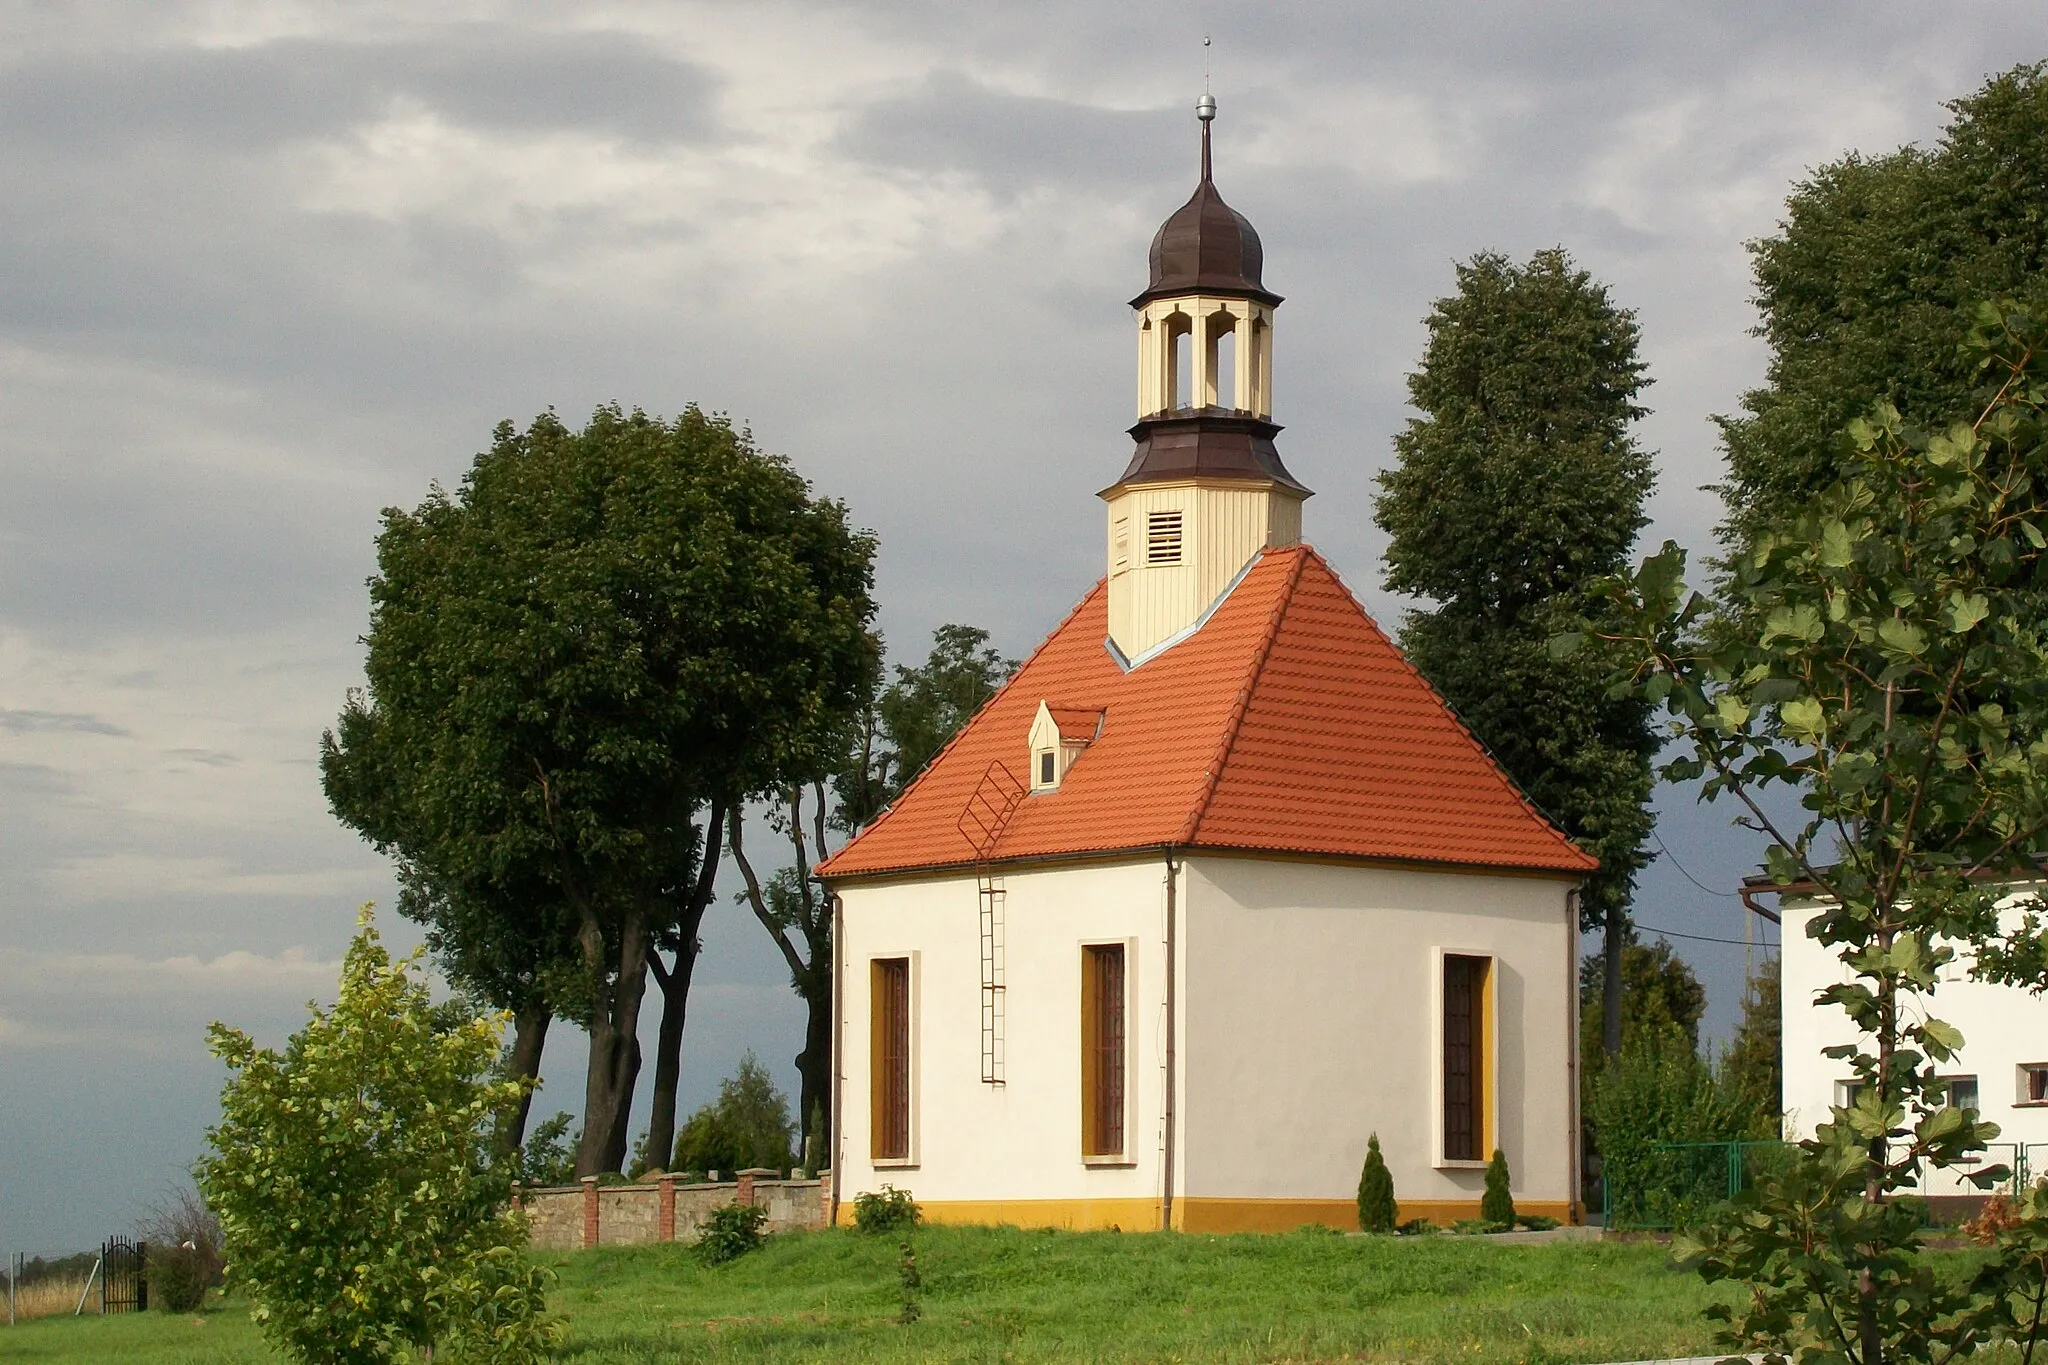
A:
[{"left": 1104, "top": 94, "right": 1309, "bottom": 662}]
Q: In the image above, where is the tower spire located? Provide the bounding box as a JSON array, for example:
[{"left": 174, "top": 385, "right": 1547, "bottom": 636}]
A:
[{"left": 1196, "top": 37, "right": 1215, "bottom": 184}]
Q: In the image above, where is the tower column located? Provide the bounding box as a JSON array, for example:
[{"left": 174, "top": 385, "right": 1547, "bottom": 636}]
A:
[
  {"left": 1233, "top": 308, "right": 1253, "bottom": 413},
  {"left": 1190, "top": 298, "right": 1212, "bottom": 412}
]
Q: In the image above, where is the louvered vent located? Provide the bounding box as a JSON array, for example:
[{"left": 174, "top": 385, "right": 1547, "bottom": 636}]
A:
[{"left": 1146, "top": 511, "right": 1184, "bottom": 565}]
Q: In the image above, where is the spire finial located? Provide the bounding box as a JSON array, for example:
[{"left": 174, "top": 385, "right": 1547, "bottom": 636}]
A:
[{"left": 1196, "top": 37, "right": 1216, "bottom": 184}]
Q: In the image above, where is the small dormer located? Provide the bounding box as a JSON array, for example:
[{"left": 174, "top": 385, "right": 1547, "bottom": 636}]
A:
[{"left": 1028, "top": 701, "right": 1104, "bottom": 791}]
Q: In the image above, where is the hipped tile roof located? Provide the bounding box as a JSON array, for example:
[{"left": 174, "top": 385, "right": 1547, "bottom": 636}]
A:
[{"left": 817, "top": 546, "right": 1596, "bottom": 881}]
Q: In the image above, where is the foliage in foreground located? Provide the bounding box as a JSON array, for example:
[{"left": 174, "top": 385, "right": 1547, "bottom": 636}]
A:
[
  {"left": 1587, "top": 303, "right": 2048, "bottom": 1364},
  {"left": 1481, "top": 1150, "right": 1517, "bottom": 1230},
  {"left": 693, "top": 1203, "right": 770, "bottom": 1266},
  {"left": 198, "top": 908, "right": 558, "bottom": 1363}
]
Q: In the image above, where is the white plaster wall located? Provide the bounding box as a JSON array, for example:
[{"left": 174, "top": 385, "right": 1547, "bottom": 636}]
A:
[
  {"left": 1782, "top": 897, "right": 2048, "bottom": 1193},
  {"left": 835, "top": 859, "right": 1178, "bottom": 1211},
  {"left": 1180, "top": 856, "right": 1578, "bottom": 1210}
]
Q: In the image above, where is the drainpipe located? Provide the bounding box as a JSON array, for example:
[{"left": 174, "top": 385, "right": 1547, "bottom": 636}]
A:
[
  {"left": 1161, "top": 849, "right": 1179, "bottom": 1232},
  {"left": 1566, "top": 886, "right": 1582, "bottom": 1222},
  {"left": 829, "top": 892, "right": 845, "bottom": 1226}
]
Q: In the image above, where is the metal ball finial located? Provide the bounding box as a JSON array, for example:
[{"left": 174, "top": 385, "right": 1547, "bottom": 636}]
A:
[{"left": 1196, "top": 93, "right": 1216, "bottom": 122}]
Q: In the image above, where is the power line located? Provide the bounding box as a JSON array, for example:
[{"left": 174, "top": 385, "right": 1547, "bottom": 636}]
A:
[
  {"left": 1651, "top": 828, "right": 1742, "bottom": 898},
  {"left": 1637, "top": 920, "right": 1779, "bottom": 950}
]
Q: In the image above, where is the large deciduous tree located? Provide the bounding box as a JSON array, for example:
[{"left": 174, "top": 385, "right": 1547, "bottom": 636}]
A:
[
  {"left": 325, "top": 405, "right": 876, "bottom": 1174},
  {"left": 1720, "top": 62, "right": 2048, "bottom": 550},
  {"left": 1589, "top": 305, "right": 2048, "bottom": 1365},
  {"left": 1373, "top": 247, "right": 1659, "bottom": 1059}
]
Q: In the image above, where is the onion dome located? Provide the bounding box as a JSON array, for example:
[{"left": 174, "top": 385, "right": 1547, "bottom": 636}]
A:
[{"left": 1131, "top": 95, "right": 1281, "bottom": 308}]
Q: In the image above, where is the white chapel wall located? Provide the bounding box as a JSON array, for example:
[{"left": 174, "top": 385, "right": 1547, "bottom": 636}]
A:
[
  {"left": 835, "top": 859, "right": 1177, "bottom": 1226},
  {"left": 1178, "top": 856, "right": 1579, "bottom": 1220}
]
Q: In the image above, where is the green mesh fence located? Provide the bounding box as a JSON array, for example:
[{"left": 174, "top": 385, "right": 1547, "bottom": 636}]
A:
[{"left": 1603, "top": 1139, "right": 2028, "bottom": 1232}]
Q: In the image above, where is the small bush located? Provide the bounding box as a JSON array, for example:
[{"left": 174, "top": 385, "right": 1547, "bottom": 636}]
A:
[
  {"left": 853, "top": 1185, "right": 922, "bottom": 1235},
  {"left": 1964, "top": 1194, "right": 2023, "bottom": 1245},
  {"left": 1356, "top": 1132, "right": 1397, "bottom": 1232},
  {"left": 1516, "top": 1214, "right": 1560, "bottom": 1232},
  {"left": 139, "top": 1183, "right": 223, "bottom": 1313},
  {"left": 1396, "top": 1216, "right": 1437, "bottom": 1236},
  {"left": 1481, "top": 1148, "right": 1516, "bottom": 1229},
  {"left": 695, "top": 1202, "right": 769, "bottom": 1265}
]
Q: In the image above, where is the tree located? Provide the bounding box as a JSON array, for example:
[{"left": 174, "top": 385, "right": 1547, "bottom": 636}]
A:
[
  {"left": 198, "top": 908, "right": 557, "bottom": 1363},
  {"left": 325, "top": 405, "right": 877, "bottom": 1175},
  {"left": 1720, "top": 957, "right": 1783, "bottom": 1133},
  {"left": 731, "top": 623, "right": 1016, "bottom": 1166},
  {"left": 1584, "top": 304, "right": 2048, "bottom": 1363},
  {"left": 1720, "top": 63, "right": 2048, "bottom": 550},
  {"left": 1578, "top": 937, "right": 1708, "bottom": 1070},
  {"left": 1374, "top": 247, "right": 1659, "bottom": 1059},
  {"left": 1357, "top": 1133, "right": 1397, "bottom": 1233},
  {"left": 1481, "top": 1149, "right": 1516, "bottom": 1229},
  {"left": 668, "top": 1053, "right": 795, "bottom": 1175},
  {"left": 834, "top": 624, "right": 1016, "bottom": 832}
]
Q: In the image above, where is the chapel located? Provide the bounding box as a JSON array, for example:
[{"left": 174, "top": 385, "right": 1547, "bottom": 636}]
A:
[{"left": 816, "top": 96, "right": 1593, "bottom": 1232}]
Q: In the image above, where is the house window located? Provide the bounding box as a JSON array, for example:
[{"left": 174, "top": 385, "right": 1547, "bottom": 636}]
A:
[
  {"left": 1942, "top": 1075, "right": 1980, "bottom": 1111},
  {"left": 1039, "top": 751, "right": 1056, "bottom": 786},
  {"left": 1146, "top": 511, "right": 1184, "bottom": 565},
  {"left": 1081, "top": 943, "right": 1127, "bottom": 1158},
  {"left": 1834, "top": 1080, "right": 1863, "bottom": 1110},
  {"left": 1442, "top": 954, "right": 1490, "bottom": 1162},
  {"left": 2021, "top": 1064, "right": 2048, "bottom": 1105},
  {"left": 871, "top": 957, "right": 911, "bottom": 1161}
]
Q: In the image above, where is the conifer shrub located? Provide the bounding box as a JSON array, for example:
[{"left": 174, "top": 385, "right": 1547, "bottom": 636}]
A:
[
  {"left": 1481, "top": 1148, "right": 1516, "bottom": 1229},
  {"left": 1356, "top": 1133, "right": 1398, "bottom": 1232}
]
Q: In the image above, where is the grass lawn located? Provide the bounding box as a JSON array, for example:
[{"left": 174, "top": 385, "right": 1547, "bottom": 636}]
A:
[{"left": 0, "top": 1226, "right": 1728, "bottom": 1363}]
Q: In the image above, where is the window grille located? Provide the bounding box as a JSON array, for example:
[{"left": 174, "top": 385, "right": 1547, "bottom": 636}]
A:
[
  {"left": 1442, "top": 954, "right": 1488, "bottom": 1161},
  {"left": 2024, "top": 1064, "right": 2048, "bottom": 1104},
  {"left": 871, "top": 958, "right": 911, "bottom": 1159},
  {"left": 1082, "top": 944, "right": 1126, "bottom": 1156}
]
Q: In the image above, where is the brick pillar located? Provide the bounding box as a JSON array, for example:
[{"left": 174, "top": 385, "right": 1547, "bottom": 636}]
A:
[
  {"left": 657, "top": 1175, "right": 676, "bottom": 1243},
  {"left": 737, "top": 1167, "right": 777, "bottom": 1208},
  {"left": 580, "top": 1176, "right": 600, "bottom": 1250},
  {"left": 509, "top": 1181, "right": 523, "bottom": 1214},
  {"left": 818, "top": 1170, "right": 833, "bottom": 1228}
]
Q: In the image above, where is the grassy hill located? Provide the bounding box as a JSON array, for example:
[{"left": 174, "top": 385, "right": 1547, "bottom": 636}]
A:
[{"left": 0, "top": 1225, "right": 1725, "bottom": 1363}]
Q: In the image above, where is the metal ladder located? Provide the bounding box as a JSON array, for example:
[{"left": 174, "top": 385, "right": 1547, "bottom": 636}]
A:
[{"left": 957, "top": 761, "right": 1024, "bottom": 1087}]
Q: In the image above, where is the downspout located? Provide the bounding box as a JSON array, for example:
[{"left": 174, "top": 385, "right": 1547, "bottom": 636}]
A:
[
  {"left": 829, "top": 891, "right": 845, "bottom": 1226},
  {"left": 1161, "top": 849, "right": 1179, "bottom": 1232},
  {"left": 1565, "top": 885, "right": 1582, "bottom": 1224}
]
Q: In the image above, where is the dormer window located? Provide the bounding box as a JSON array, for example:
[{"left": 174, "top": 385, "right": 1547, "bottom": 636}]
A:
[
  {"left": 1028, "top": 701, "right": 1104, "bottom": 792},
  {"left": 1147, "top": 511, "right": 1184, "bottom": 565}
]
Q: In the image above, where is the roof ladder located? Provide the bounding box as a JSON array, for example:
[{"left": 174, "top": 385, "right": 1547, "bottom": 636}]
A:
[{"left": 957, "top": 761, "right": 1024, "bottom": 1088}]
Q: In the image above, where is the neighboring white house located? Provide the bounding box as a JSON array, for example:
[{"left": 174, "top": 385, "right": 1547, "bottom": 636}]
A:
[
  {"left": 1778, "top": 884, "right": 2048, "bottom": 1203},
  {"left": 815, "top": 98, "right": 1596, "bottom": 1234}
]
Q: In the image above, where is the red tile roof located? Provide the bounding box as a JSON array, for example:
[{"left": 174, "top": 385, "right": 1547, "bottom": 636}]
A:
[{"left": 818, "top": 546, "right": 1596, "bottom": 881}]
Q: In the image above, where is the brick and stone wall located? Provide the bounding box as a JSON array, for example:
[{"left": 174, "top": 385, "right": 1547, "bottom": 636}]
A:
[{"left": 515, "top": 1170, "right": 833, "bottom": 1251}]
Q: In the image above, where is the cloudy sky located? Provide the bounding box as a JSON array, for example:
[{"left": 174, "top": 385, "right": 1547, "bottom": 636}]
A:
[{"left": 1, "top": 1, "right": 2040, "bottom": 1253}]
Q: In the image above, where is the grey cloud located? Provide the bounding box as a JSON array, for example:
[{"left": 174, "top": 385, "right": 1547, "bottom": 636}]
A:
[
  {"left": 0, "top": 708, "right": 128, "bottom": 736},
  {"left": 0, "top": 26, "right": 723, "bottom": 155},
  {"left": 840, "top": 71, "right": 1183, "bottom": 191}
]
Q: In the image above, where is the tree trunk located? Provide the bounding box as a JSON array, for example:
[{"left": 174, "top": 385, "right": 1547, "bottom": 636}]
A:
[
  {"left": 500, "top": 1006, "right": 551, "bottom": 1153},
  {"left": 642, "top": 948, "right": 699, "bottom": 1173},
  {"left": 641, "top": 799, "right": 727, "bottom": 1176},
  {"left": 1602, "top": 900, "right": 1625, "bottom": 1059},
  {"left": 796, "top": 965, "right": 832, "bottom": 1166},
  {"left": 576, "top": 906, "right": 653, "bottom": 1176}
]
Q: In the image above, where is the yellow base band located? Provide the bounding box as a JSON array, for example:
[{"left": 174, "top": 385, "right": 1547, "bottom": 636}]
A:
[{"left": 839, "top": 1197, "right": 1580, "bottom": 1234}]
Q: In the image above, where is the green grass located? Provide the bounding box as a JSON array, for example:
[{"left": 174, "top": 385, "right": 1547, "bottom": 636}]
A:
[{"left": 0, "top": 1226, "right": 1728, "bottom": 1363}]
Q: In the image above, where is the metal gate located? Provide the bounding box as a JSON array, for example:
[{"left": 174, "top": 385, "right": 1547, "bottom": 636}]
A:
[{"left": 100, "top": 1238, "right": 147, "bottom": 1313}]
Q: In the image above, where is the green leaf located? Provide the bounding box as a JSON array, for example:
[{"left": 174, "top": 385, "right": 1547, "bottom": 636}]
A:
[
  {"left": 1943, "top": 592, "right": 1989, "bottom": 634},
  {"left": 1877, "top": 616, "right": 1927, "bottom": 656}
]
